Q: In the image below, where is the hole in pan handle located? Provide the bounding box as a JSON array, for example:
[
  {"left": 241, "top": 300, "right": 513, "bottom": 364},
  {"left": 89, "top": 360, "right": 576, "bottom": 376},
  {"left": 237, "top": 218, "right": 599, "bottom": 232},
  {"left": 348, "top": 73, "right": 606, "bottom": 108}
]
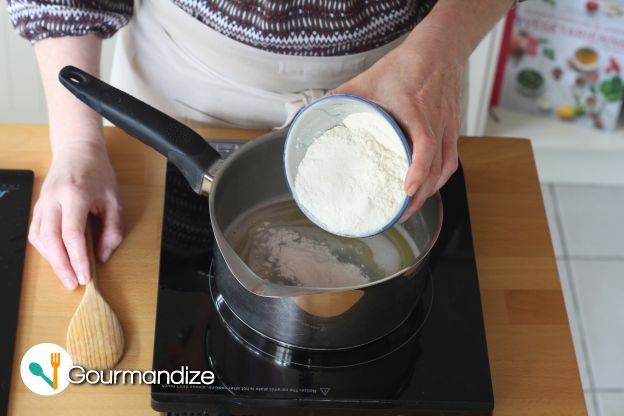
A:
[{"left": 58, "top": 65, "right": 222, "bottom": 195}]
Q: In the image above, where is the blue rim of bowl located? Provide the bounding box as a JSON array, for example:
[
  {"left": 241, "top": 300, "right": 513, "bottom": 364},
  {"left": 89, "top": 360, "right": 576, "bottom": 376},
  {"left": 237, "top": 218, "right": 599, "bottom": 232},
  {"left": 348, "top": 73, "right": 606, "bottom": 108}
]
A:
[{"left": 284, "top": 93, "right": 412, "bottom": 238}]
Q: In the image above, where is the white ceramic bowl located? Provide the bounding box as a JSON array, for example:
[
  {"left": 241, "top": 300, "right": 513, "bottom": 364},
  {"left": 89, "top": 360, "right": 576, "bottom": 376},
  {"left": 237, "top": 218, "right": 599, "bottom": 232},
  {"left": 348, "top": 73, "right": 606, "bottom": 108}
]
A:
[
  {"left": 284, "top": 94, "right": 412, "bottom": 238},
  {"left": 573, "top": 46, "right": 599, "bottom": 73}
]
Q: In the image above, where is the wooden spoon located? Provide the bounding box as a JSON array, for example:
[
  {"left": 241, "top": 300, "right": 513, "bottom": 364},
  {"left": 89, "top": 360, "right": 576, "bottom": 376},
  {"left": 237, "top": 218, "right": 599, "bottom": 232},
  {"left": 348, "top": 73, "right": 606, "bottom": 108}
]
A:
[{"left": 66, "top": 218, "right": 125, "bottom": 370}]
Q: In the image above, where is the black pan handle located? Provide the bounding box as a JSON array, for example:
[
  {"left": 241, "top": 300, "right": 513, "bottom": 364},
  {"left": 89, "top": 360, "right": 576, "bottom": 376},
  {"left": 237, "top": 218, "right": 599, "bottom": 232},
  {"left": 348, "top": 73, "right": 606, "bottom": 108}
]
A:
[{"left": 59, "top": 65, "right": 221, "bottom": 194}]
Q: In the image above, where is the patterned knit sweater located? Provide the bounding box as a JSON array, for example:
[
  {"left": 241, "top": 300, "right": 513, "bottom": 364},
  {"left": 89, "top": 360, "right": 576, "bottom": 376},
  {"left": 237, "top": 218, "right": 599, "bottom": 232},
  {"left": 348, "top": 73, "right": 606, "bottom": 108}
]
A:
[{"left": 6, "top": 0, "right": 438, "bottom": 56}]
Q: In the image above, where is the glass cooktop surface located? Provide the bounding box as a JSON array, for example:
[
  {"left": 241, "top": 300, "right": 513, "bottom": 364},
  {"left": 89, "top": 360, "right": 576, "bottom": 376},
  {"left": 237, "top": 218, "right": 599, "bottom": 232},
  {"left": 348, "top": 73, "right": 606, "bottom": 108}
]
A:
[{"left": 151, "top": 139, "right": 493, "bottom": 416}]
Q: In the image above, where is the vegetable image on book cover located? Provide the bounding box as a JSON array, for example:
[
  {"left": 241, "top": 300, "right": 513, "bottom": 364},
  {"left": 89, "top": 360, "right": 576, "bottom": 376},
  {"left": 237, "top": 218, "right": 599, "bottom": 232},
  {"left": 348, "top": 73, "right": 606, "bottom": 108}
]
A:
[{"left": 492, "top": 0, "right": 624, "bottom": 131}]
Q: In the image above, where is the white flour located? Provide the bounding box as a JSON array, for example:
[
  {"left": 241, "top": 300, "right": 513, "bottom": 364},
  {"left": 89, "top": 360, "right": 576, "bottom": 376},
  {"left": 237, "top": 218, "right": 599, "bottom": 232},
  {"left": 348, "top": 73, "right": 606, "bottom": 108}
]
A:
[
  {"left": 227, "top": 199, "right": 420, "bottom": 288},
  {"left": 293, "top": 112, "right": 409, "bottom": 236},
  {"left": 258, "top": 227, "right": 370, "bottom": 287}
]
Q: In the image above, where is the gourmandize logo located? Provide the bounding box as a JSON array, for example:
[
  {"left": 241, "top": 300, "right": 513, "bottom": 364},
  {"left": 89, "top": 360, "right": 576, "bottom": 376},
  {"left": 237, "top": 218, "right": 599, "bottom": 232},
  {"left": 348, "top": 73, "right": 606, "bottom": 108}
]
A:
[
  {"left": 20, "top": 343, "right": 73, "bottom": 396},
  {"left": 20, "top": 343, "right": 216, "bottom": 394},
  {"left": 30, "top": 352, "right": 61, "bottom": 390}
]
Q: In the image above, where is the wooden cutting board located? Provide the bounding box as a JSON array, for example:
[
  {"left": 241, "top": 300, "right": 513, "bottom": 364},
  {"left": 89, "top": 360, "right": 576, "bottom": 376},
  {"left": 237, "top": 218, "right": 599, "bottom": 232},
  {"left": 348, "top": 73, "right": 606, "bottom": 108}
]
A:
[{"left": 1, "top": 125, "right": 586, "bottom": 415}]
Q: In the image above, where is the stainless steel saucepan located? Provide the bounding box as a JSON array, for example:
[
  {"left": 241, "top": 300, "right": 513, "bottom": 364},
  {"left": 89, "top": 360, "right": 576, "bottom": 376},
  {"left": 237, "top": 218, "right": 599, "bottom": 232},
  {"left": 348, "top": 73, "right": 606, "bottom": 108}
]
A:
[{"left": 59, "top": 66, "right": 443, "bottom": 349}]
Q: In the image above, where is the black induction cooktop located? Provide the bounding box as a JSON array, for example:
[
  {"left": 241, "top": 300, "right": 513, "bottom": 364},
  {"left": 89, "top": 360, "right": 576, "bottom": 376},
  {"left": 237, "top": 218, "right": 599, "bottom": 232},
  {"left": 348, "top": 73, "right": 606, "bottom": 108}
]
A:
[
  {"left": 0, "top": 170, "right": 33, "bottom": 416},
  {"left": 151, "top": 140, "right": 493, "bottom": 415}
]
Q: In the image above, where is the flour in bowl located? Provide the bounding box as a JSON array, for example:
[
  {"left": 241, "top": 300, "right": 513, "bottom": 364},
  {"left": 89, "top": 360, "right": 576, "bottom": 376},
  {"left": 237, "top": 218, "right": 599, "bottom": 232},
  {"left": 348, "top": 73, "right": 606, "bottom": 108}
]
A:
[{"left": 293, "top": 112, "right": 409, "bottom": 236}]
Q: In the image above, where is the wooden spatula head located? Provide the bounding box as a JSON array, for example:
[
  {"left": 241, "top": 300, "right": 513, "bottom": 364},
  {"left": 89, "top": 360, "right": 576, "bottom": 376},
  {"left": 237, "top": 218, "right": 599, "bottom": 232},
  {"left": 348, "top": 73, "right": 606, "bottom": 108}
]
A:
[{"left": 66, "top": 283, "right": 125, "bottom": 370}]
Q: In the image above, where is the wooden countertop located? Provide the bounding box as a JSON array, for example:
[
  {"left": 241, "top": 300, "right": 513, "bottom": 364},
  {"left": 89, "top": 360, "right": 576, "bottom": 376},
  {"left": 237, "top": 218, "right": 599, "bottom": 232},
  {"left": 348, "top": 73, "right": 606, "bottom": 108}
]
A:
[{"left": 1, "top": 125, "right": 586, "bottom": 415}]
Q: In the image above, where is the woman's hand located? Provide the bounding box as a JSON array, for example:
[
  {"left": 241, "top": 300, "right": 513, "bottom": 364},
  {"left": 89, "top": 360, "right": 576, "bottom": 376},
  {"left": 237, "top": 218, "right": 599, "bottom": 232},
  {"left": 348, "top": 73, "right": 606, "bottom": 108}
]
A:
[
  {"left": 28, "top": 140, "right": 123, "bottom": 290},
  {"left": 331, "top": 30, "right": 464, "bottom": 222}
]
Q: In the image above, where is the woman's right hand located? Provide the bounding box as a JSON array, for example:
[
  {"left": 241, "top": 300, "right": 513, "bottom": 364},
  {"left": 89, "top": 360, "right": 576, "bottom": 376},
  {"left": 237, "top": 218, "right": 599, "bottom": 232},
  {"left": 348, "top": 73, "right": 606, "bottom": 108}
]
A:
[{"left": 28, "top": 140, "right": 124, "bottom": 290}]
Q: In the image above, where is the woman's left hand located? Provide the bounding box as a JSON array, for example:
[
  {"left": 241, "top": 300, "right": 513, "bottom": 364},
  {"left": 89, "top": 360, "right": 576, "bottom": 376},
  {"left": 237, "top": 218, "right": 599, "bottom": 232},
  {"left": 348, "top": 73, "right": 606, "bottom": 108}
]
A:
[{"left": 330, "top": 31, "right": 465, "bottom": 222}]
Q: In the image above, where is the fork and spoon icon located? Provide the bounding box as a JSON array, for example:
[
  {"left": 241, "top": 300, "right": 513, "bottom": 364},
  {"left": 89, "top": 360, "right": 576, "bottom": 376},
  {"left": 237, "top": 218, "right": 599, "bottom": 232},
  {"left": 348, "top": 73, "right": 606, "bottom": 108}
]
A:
[{"left": 28, "top": 352, "right": 61, "bottom": 390}]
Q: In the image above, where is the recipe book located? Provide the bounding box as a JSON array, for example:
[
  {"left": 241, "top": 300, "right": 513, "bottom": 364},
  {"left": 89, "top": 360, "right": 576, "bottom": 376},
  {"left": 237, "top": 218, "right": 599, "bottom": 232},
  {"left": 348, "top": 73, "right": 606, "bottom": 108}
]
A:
[{"left": 491, "top": 0, "right": 624, "bottom": 131}]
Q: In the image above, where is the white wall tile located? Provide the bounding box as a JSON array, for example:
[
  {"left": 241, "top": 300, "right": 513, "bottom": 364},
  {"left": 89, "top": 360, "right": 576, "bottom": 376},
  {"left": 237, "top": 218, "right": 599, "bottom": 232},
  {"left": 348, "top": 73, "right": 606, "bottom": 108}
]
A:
[
  {"left": 570, "top": 259, "right": 624, "bottom": 389},
  {"left": 4, "top": 15, "right": 41, "bottom": 113},
  {"left": 0, "top": 6, "right": 116, "bottom": 123},
  {"left": 557, "top": 260, "right": 593, "bottom": 390},
  {"left": 542, "top": 184, "right": 564, "bottom": 257},
  {"left": 555, "top": 185, "right": 624, "bottom": 258},
  {"left": 467, "top": 19, "right": 504, "bottom": 136},
  {"left": 585, "top": 392, "right": 599, "bottom": 416},
  {"left": 1, "top": 7, "right": 14, "bottom": 113},
  {"left": 597, "top": 391, "right": 624, "bottom": 416}
]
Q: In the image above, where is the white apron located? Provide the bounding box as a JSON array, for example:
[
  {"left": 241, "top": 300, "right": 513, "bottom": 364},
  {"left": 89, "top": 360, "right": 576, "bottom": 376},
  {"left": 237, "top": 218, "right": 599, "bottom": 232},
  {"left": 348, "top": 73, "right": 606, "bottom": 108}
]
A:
[{"left": 110, "top": 0, "right": 468, "bottom": 130}]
